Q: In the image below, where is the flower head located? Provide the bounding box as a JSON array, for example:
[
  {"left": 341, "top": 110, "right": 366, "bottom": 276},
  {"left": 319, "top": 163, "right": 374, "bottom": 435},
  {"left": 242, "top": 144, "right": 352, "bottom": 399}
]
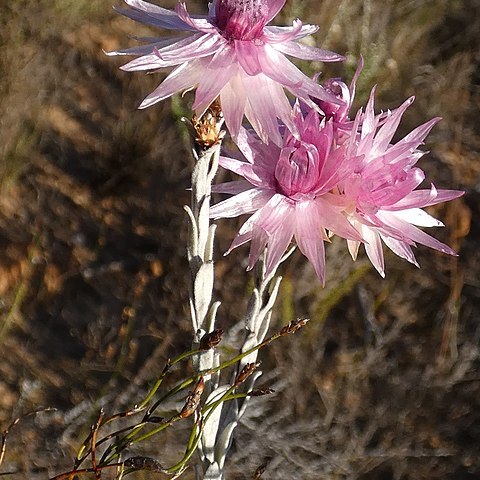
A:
[
  {"left": 210, "top": 104, "right": 361, "bottom": 285},
  {"left": 340, "top": 90, "right": 464, "bottom": 276},
  {"left": 109, "top": 0, "right": 344, "bottom": 145},
  {"left": 211, "top": 87, "right": 464, "bottom": 283}
]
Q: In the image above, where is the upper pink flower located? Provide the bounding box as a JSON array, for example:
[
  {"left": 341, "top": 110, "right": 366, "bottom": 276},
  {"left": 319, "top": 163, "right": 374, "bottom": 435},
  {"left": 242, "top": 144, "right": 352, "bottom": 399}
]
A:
[
  {"left": 109, "top": 0, "right": 344, "bottom": 145},
  {"left": 210, "top": 104, "right": 361, "bottom": 285},
  {"left": 339, "top": 90, "right": 464, "bottom": 276}
]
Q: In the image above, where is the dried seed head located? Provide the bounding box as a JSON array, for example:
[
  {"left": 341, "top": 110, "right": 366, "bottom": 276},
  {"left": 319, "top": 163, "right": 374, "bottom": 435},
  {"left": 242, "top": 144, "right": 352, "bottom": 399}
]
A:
[
  {"left": 280, "top": 318, "right": 310, "bottom": 336},
  {"left": 191, "top": 100, "right": 224, "bottom": 149},
  {"left": 248, "top": 386, "right": 275, "bottom": 397},
  {"left": 235, "top": 362, "right": 261, "bottom": 386},
  {"left": 179, "top": 377, "right": 205, "bottom": 418},
  {"left": 199, "top": 329, "right": 224, "bottom": 350}
]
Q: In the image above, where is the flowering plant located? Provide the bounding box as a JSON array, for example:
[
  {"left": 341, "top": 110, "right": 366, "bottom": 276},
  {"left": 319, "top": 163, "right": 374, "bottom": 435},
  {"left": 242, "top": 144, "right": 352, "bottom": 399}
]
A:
[{"left": 95, "top": 0, "right": 465, "bottom": 478}]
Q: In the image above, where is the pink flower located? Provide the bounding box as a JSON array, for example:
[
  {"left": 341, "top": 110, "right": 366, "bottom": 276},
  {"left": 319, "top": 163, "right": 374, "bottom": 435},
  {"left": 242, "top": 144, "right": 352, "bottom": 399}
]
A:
[
  {"left": 210, "top": 104, "right": 361, "bottom": 285},
  {"left": 108, "top": 0, "right": 344, "bottom": 144},
  {"left": 340, "top": 89, "right": 464, "bottom": 277}
]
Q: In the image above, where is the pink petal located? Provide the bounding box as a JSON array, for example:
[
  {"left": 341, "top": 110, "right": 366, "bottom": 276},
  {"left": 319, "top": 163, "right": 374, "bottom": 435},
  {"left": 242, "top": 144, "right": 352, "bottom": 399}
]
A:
[
  {"left": 174, "top": 2, "right": 217, "bottom": 33},
  {"left": 314, "top": 198, "right": 363, "bottom": 241},
  {"left": 192, "top": 48, "right": 237, "bottom": 115},
  {"left": 138, "top": 59, "right": 205, "bottom": 108},
  {"left": 264, "top": 24, "right": 318, "bottom": 42},
  {"left": 349, "top": 55, "right": 364, "bottom": 100},
  {"left": 273, "top": 40, "right": 345, "bottom": 62},
  {"left": 235, "top": 41, "right": 262, "bottom": 75},
  {"left": 294, "top": 202, "right": 327, "bottom": 284},
  {"left": 388, "top": 187, "right": 464, "bottom": 210},
  {"left": 265, "top": 220, "right": 295, "bottom": 274},
  {"left": 153, "top": 32, "right": 222, "bottom": 63},
  {"left": 372, "top": 96, "right": 414, "bottom": 155},
  {"left": 258, "top": 45, "right": 342, "bottom": 106},
  {"left": 248, "top": 222, "right": 269, "bottom": 269},
  {"left": 210, "top": 188, "right": 274, "bottom": 219},
  {"left": 377, "top": 212, "right": 457, "bottom": 256},
  {"left": 380, "top": 235, "right": 419, "bottom": 267},
  {"left": 362, "top": 226, "right": 385, "bottom": 277},
  {"left": 106, "top": 37, "right": 184, "bottom": 56},
  {"left": 265, "top": 0, "right": 288, "bottom": 22},
  {"left": 212, "top": 180, "right": 252, "bottom": 194},
  {"left": 220, "top": 75, "right": 247, "bottom": 139},
  {"left": 360, "top": 86, "right": 377, "bottom": 139},
  {"left": 235, "top": 127, "right": 281, "bottom": 171},
  {"left": 396, "top": 117, "right": 441, "bottom": 150},
  {"left": 242, "top": 75, "right": 285, "bottom": 145},
  {"left": 218, "top": 155, "right": 275, "bottom": 188},
  {"left": 121, "top": 33, "right": 220, "bottom": 70},
  {"left": 390, "top": 208, "right": 444, "bottom": 227},
  {"left": 261, "top": 18, "right": 304, "bottom": 43},
  {"left": 116, "top": 1, "right": 195, "bottom": 31}
]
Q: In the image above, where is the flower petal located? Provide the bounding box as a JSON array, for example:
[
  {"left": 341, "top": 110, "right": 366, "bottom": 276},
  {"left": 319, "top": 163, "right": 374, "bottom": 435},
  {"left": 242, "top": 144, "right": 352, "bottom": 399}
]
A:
[
  {"left": 220, "top": 76, "right": 247, "bottom": 140},
  {"left": 390, "top": 208, "right": 444, "bottom": 227},
  {"left": 274, "top": 40, "right": 345, "bottom": 62},
  {"left": 377, "top": 212, "right": 457, "bottom": 256},
  {"left": 235, "top": 41, "right": 262, "bottom": 75},
  {"left": 138, "top": 59, "right": 205, "bottom": 108},
  {"left": 121, "top": 33, "right": 221, "bottom": 70},
  {"left": 175, "top": 2, "right": 217, "bottom": 33},
  {"left": 106, "top": 37, "right": 185, "bottom": 56},
  {"left": 265, "top": 0, "right": 288, "bottom": 22},
  {"left": 193, "top": 48, "right": 237, "bottom": 115},
  {"left": 380, "top": 235, "right": 419, "bottom": 267},
  {"left": 116, "top": 0, "right": 195, "bottom": 31},
  {"left": 388, "top": 186, "right": 464, "bottom": 210},
  {"left": 210, "top": 188, "right": 274, "bottom": 219},
  {"left": 264, "top": 24, "right": 318, "bottom": 42},
  {"left": 361, "top": 225, "right": 385, "bottom": 277},
  {"left": 212, "top": 180, "right": 252, "bottom": 194},
  {"left": 294, "top": 201, "right": 327, "bottom": 284}
]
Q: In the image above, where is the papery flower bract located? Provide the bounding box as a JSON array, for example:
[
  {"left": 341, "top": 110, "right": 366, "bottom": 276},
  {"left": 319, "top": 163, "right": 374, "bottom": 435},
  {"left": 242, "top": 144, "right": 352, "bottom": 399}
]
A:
[
  {"left": 315, "top": 56, "right": 363, "bottom": 127},
  {"left": 108, "top": 0, "right": 344, "bottom": 145},
  {"left": 210, "top": 104, "right": 362, "bottom": 285},
  {"left": 340, "top": 90, "right": 464, "bottom": 276}
]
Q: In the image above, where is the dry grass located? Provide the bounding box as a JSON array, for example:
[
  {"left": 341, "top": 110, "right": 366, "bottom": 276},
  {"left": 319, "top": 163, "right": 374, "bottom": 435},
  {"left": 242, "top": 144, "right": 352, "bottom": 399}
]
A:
[{"left": 0, "top": 0, "right": 478, "bottom": 478}]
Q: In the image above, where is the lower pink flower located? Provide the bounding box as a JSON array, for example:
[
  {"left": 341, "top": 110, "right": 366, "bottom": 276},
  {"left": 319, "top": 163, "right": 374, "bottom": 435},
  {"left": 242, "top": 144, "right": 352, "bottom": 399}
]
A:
[{"left": 210, "top": 104, "right": 362, "bottom": 285}]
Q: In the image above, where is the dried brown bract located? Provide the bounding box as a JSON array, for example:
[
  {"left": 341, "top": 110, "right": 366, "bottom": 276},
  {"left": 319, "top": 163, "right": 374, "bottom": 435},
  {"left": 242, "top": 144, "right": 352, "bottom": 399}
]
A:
[
  {"left": 253, "top": 463, "right": 267, "bottom": 479},
  {"left": 179, "top": 377, "right": 205, "bottom": 419},
  {"left": 248, "top": 386, "right": 275, "bottom": 397},
  {"left": 199, "top": 328, "right": 224, "bottom": 350},
  {"left": 235, "top": 362, "right": 261, "bottom": 386},
  {"left": 191, "top": 100, "right": 223, "bottom": 149},
  {"left": 280, "top": 318, "right": 310, "bottom": 336}
]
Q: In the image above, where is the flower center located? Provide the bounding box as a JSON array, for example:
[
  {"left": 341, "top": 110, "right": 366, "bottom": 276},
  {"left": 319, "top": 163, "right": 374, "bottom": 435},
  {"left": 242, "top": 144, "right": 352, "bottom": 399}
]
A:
[
  {"left": 274, "top": 143, "right": 322, "bottom": 199},
  {"left": 213, "top": 0, "right": 268, "bottom": 40}
]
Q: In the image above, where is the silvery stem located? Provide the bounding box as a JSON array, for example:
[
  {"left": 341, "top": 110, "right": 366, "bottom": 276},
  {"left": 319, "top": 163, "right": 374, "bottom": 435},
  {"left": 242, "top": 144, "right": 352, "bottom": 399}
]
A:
[
  {"left": 186, "top": 141, "right": 222, "bottom": 388},
  {"left": 185, "top": 125, "right": 291, "bottom": 480},
  {"left": 201, "top": 250, "right": 292, "bottom": 480}
]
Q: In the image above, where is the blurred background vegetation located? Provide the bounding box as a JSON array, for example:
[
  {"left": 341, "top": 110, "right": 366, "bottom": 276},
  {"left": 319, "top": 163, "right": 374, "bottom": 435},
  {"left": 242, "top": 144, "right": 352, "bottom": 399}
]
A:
[{"left": 0, "top": 0, "right": 478, "bottom": 478}]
